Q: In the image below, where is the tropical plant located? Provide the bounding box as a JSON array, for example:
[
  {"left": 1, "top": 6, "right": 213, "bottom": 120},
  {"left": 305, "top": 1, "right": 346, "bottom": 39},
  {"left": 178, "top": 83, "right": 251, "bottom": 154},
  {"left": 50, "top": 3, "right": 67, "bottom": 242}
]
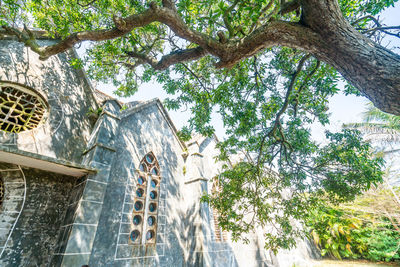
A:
[
  {"left": 344, "top": 103, "right": 400, "bottom": 146},
  {"left": 307, "top": 186, "right": 400, "bottom": 262}
]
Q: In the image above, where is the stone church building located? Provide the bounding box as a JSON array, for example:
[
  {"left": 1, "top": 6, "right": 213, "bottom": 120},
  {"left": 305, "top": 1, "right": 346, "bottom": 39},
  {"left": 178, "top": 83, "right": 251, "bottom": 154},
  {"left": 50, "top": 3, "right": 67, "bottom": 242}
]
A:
[{"left": 0, "top": 35, "right": 313, "bottom": 266}]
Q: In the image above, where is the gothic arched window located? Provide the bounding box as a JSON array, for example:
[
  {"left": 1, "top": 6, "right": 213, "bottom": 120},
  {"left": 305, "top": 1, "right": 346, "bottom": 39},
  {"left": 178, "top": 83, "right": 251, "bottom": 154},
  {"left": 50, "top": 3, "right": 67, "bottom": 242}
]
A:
[
  {"left": 130, "top": 152, "right": 161, "bottom": 244},
  {"left": 0, "top": 176, "right": 4, "bottom": 208},
  {"left": 0, "top": 82, "right": 48, "bottom": 133},
  {"left": 212, "top": 179, "right": 228, "bottom": 242}
]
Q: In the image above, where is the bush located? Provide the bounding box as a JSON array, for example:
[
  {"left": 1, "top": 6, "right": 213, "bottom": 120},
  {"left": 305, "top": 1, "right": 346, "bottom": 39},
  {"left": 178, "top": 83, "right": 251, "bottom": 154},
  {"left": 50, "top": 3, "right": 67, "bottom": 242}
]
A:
[{"left": 305, "top": 186, "right": 400, "bottom": 262}]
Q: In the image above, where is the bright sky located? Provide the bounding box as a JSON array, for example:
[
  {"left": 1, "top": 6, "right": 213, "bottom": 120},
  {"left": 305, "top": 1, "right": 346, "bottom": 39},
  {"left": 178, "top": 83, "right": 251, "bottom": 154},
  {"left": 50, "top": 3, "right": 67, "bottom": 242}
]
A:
[{"left": 83, "top": 2, "right": 400, "bottom": 141}]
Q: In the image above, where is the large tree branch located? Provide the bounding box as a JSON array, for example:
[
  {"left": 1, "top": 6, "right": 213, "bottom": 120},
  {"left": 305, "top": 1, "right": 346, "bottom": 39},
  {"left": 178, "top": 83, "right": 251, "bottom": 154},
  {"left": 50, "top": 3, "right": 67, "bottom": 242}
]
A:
[
  {"left": 0, "top": 1, "right": 220, "bottom": 60},
  {"left": 215, "top": 21, "right": 323, "bottom": 68},
  {"left": 125, "top": 46, "right": 206, "bottom": 70}
]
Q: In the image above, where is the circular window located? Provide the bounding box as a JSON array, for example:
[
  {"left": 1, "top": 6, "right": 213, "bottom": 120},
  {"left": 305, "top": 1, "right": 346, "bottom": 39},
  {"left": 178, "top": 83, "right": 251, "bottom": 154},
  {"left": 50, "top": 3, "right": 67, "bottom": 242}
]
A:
[
  {"left": 149, "top": 203, "right": 157, "bottom": 212},
  {"left": 146, "top": 154, "right": 154, "bottom": 164},
  {"left": 148, "top": 216, "right": 156, "bottom": 226},
  {"left": 149, "top": 191, "right": 157, "bottom": 200},
  {"left": 137, "top": 176, "right": 146, "bottom": 185},
  {"left": 134, "top": 201, "right": 143, "bottom": 211},
  {"left": 151, "top": 167, "right": 159, "bottom": 175},
  {"left": 146, "top": 230, "right": 155, "bottom": 241},
  {"left": 0, "top": 83, "right": 48, "bottom": 133},
  {"left": 136, "top": 188, "right": 144, "bottom": 198},
  {"left": 130, "top": 230, "right": 140, "bottom": 242},
  {"left": 139, "top": 163, "right": 147, "bottom": 172},
  {"left": 133, "top": 215, "right": 142, "bottom": 225},
  {"left": 150, "top": 180, "right": 158, "bottom": 188}
]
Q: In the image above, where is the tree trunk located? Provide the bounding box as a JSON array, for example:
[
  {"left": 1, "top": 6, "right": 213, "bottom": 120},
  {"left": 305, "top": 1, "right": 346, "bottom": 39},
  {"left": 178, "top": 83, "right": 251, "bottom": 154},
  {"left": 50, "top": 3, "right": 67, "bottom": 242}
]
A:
[{"left": 301, "top": 0, "right": 400, "bottom": 115}]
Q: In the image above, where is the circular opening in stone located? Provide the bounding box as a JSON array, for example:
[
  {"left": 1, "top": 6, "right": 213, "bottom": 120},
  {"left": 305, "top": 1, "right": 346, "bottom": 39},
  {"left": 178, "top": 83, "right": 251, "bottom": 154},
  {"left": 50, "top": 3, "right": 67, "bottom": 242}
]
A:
[
  {"left": 136, "top": 188, "right": 144, "bottom": 198},
  {"left": 134, "top": 201, "right": 143, "bottom": 211},
  {"left": 150, "top": 179, "right": 158, "bottom": 188},
  {"left": 146, "top": 230, "right": 155, "bottom": 241},
  {"left": 147, "top": 216, "right": 156, "bottom": 226},
  {"left": 149, "top": 191, "right": 157, "bottom": 200},
  {"left": 130, "top": 230, "right": 140, "bottom": 242},
  {"left": 139, "top": 163, "right": 147, "bottom": 172},
  {"left": 137, "top": 176, "right": 146, "bottom": 185},
  {"left": 133, "top": 215, "right": 142, "bottom": 225},
  {"left": 149, "top": 202, "right": 157, "bottom": 212},
  {"left": 151, "top": 167, "right": 159, "bottom": 175},
  {"left": 146, "top": 154, "right": 154, "bottom": 164},
  {"left": 0, "top": 84, "right": 48, "bottom": 133}
]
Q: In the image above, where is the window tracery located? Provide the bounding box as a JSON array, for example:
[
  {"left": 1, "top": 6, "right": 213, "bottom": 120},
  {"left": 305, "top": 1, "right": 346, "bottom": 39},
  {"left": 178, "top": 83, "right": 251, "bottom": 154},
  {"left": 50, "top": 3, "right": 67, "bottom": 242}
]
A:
[
  {"left": 0, "top": 177, "right": 4, "bottom": 208},
  {"left": 0, "top": 83, "right": 48, "bottom": 133},
  {"left": 212, "top": 179, "right": 228, "bottom": 242},
  {"left": 130, "top": 152, "right": 161, "bottom": 244}
]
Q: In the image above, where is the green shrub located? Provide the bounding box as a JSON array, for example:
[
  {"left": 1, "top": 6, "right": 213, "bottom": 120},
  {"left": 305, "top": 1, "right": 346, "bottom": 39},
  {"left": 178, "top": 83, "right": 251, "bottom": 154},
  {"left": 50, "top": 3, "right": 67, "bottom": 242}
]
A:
[{"left": 305, "top": 186, "right": 400, "bottom": 262}]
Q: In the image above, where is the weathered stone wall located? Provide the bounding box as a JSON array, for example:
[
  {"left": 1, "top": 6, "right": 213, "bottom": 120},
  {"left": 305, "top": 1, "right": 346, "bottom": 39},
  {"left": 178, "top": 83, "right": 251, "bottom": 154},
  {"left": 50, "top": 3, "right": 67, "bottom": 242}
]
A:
[
  {"left": 0, "top": 162, "right": 76, "bottom": 267},
  {"left": 88, "top": 101, "right": 188, "bottom": 266},
  {"left": 0, "top": 39, "right": 98, "bottom": 163}
]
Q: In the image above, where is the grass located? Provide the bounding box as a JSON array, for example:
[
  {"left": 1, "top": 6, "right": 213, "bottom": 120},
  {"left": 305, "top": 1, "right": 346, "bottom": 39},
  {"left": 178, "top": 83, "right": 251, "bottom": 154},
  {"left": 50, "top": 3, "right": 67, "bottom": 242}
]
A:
[{"left": 309, "top": 260, "right": 400, "bottom": 267}]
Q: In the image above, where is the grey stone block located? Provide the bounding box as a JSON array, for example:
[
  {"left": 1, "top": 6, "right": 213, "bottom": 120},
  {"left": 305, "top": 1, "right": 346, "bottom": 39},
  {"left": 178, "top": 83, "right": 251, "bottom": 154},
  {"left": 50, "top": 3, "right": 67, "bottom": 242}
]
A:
[
  {"left": 61, "top": 253, "right": 90, "bottom": 267},
  {"left": 74, "top": 201, "right": 103, "bottom": 224},
  {"left": 82, "top": 180, "right": 107, "bottom": 202},
  {"left": 87, "top": 163, "right": 111, "bottom": 183},
  {"left": 119, "top": 223, "right": 131, "bottom": 234},
  {"left": 122, "top": 213, "right": 131, "bottom": 223},
  {"left": 96, "top": 115, "right": 118, "bottom": 145},
  {"left": 118, "top": 234, "right": 130, "bottom": 245},
  {"left": 123, "top": 203, "right": 133, "bottom": 214},
  {"left": 64, "top": 224, "right": 97, "bottom": 253},
  {"left": 115, "top": 245, "right": 134, "bottom": 259},
  {"left": 91, "top": 146, "right": 115, "bottom": 165}
]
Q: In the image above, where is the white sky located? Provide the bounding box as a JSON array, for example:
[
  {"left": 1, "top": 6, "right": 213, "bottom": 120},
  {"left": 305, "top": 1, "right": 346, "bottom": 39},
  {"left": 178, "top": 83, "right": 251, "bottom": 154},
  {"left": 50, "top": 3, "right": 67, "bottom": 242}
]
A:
[{"left": 83, "top": 2, "right": 400, "bottom": 141}]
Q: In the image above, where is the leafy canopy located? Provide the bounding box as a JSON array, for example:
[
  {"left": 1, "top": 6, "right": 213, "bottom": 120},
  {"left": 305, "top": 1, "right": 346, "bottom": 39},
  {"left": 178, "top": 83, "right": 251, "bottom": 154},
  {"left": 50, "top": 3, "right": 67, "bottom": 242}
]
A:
[{"left": 0, "top": 0, "right": 396, "bottom": 251}]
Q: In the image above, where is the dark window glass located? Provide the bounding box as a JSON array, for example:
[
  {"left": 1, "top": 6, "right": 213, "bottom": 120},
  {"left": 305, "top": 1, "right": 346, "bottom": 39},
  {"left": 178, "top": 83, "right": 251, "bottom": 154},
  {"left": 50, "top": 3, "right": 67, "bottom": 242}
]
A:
[
  {"left": 137, "top": 176, "right": 146, "bottom": 185},
  {"left": 150, "top": 180, "right": 157, "bottom": 188},
  {"left": 139, "top": 163, "right": 146, "bottom": 172},
  {"left": 146, "top": 230, "right": 155, "bottom": 241},
  {"left": 134, "top": 201, "right": 143, "bottom": 211},
  {"left": 151, "top": 167, "right": 159, "bottom": 175},
  {"left": 136, "top": 188, "right": 144, "bottom": 198},
  {"left": 149, "top": 191, "right": 157, "bottom": 199},
  {"left": 133, "top": 215, "right": 142, "bottom": 225},
  {"left": 149, "top": 203, "right": 157, "bottom": 212},
  {"left": 146, "top": 154, "right": 154, "bottom": 164},
  {"left": 148, "top": 216, "right": 155, "bottom": 226},
  {"left": 130, "top": 230, "right": 140, "bottom": 242}
]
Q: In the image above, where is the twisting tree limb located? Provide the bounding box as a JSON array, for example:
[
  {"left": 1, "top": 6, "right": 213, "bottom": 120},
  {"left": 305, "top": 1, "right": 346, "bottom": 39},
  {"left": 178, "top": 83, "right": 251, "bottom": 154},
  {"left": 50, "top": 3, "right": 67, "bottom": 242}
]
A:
[{"left": 125, "top": 46, "right": 206, "bottom": 70}]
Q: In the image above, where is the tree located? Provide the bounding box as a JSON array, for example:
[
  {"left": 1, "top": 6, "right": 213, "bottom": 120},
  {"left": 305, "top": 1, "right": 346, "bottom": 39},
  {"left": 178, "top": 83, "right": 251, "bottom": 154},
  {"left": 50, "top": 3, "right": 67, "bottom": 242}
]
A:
[
  {"left": 1, "top": 0, "right": 400, "bottom": 114},
  {"left": 0, "top": 0, "right": 393, "bottom": 251}
]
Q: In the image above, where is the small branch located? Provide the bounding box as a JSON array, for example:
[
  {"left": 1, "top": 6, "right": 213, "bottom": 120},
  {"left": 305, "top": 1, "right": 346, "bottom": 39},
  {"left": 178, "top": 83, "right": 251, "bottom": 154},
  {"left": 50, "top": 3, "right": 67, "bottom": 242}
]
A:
[
  {"left": 223, "top": 0, "right": 240, "bottom": 38},
  {"left": 293, "top": 58, "right": 320, "bottom": 116},
  {"left": 268, "top": 54, "right": 311, "bottom": 144},
  {"left": 249, "top": 0, "right": 274, "bottom": 34},
  {"left": 181, "top": 63, "right": 211, "bottom": 97},
  {"left": 352, "top": 15, "right": 400, "bottom": 40}
]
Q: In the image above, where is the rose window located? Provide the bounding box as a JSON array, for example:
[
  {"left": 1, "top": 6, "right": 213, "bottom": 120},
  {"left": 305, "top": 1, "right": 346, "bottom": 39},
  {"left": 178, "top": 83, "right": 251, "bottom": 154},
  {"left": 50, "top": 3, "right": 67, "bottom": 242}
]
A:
[{"left": 0, "top": 83, "right": 48, "bottom": 133}]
